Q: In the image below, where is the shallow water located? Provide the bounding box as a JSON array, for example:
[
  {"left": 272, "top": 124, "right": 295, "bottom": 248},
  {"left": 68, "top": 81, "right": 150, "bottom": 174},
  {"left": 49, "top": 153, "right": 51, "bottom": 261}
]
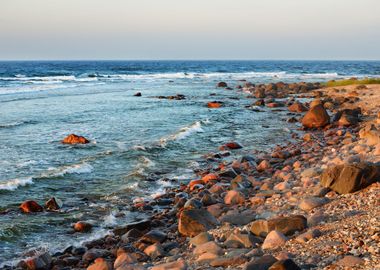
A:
[{"left": 0, "top": 60, "right": 379, "bottom": 265}]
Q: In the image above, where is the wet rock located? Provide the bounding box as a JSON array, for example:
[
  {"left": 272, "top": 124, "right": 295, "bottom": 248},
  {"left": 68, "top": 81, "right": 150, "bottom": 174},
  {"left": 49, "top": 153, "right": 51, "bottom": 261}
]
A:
[
  {"left": 218, "top": 168, "right": 238, "bottom": 179},
  {"left": 189, "top": 232, "right": 213, "bottom": 246},
  {"left": 144, "top": 243, "right": 165, "bottom": 259},
  {"left": 62, "top": 134, "right": 90, "bottom": 144},
  {"left": 178, "top": 209, "right": 219, "bottom": 237},
  {"left": 268, "top": 259, "right": 301, "bottom": 270},
  {"left": 223, "top": 142, "right": 243, "bottom": 150},
  {"left": 184, "top": 198, "right": 202, "bottom": 209},
  {"left": 20, "top": 200, "right": 43, "bottom": 213},
  {"left": 207, "top": 101, "right": 223, "bottom": 108},
  {"left": 262, "top": 230, "right": 288, "bottom": 250},
  {"left": 301, "top": 104, "right": 330, "bottom": 128},
  {"left": 151, "top": 259, "right": 187, "bottom": 270},
  {"left": 140, "top": 230, "right": 167, "bottom": 244},
  {"left": 114, "top": 252, "right": 137, "bottom": 269},
  {"left": 82, "top": 249, "right": 112, "bottom": 262},
  {"left": 134, "top": 92, "right": 142, "bottom": 97},
  {"left": 288, "top": 102, "right": 308, "bottom": 113},
  {"left": 217, "top": 82, "right": 228, "bottom": 88},
  {"left": 74, "top": 221, "right": 93, "bottom": 233},
  {"left": 23, "top": 252, "right": 52, "bottom": 270},
  {"left": 157, "top": 94, "right": 185, "bottom": 100},
  {"left": 244, "top": 255, "right": 278, "bottom": 270},
  {"left": 87, "top": 258, "right": 112, "bottom": 270},
  {"left": 45, "top": 197, "right": 62, "bottom": 211},
  {"left": 320, "top": 162, "right": 380, "bottom": 194},
  {"left": 202, "top": 173, "right": 219, "bottom": 183},
  {"left": 113, "top": 220, "right": 151, "bottom": 236},
  {"left": 193, "top": 241, "right": 223, "bottom": 256},
  {"left": 224, "top": 190, "right": 245, "bottom": 205},
  {"left": 255, "top": 99, "right": 265, "bottom": 106},
  {"left": 298, "top": 197, "right": 329, "bottom": 211},
  {"left": 336, "top": 255, "right": 364, "bottom": 267},
  {"left": 250, "top": 215, "right": 307, "bottom": 237}
]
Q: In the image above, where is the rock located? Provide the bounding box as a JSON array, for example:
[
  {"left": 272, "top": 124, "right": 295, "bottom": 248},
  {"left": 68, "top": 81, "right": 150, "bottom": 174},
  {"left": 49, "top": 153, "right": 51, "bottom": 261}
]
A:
[
  {"left": 196, "top": 252, "right": 219, "bottom": 263},
  {"left": 268, "top": 259, "right": 301, "bottom": 270},
  {"left": 189, "top": 232, "right": 213, "bottom": 246},
  {"left": 23, "top": 252, "right": 52, "bottom": 270},
  {"left": 359, "top": 124, "right": 380, "bottom": 145},
  {"left": 184, "top": 197, "right": 202, "bottom": 209},
  {"left": 298, "top": 197, "right": 329, "bottom": 211},
  {"left": 225, "top": 232, "right": 261, "bottom": 248},
  {"left": 257, "top": 160, "right": 271, "bottom": 172},
  {"left": 193, "top": 241, "right": 223, "bottom": 256},
  {"left": 113, "top": 220, "right": 151, "bottom": 236},
  {"left": 250, "top": 215, "right": 307, "bottom": 237},
  {"left": 301, "top": 104, "right": 330, "bottom": 128},
  {"left": 144, "top": 243, "right": 165, "bottom": 259},
  {"left": 224, "top": 142, "right": 243, "bottom": 150},
  {"left": 244, "top": 255, "right": 278, "bottom": 270},
  {"left": 140, "top": 230, "right": 167, "bottom": 244},
  {"left": 210, "top": 256, "right": 247, "bottom": 267},
  {"left": 320, "top": 162, "right": 380, "bottom": 194},
  {"left": 262, "top": 230, "right": 288, "bottom": 250},
  {"left": 219, "top": 213, "right": 255, "bottom": 225},
  {"left": 224, "top": 190, "right": 245, "bottom": 205},
  {"left": 157, "top": 94, "right": 186, "bottom": 100},
  {"left": 255, "top": 99, "right": 265, "bottom": 106},
  {"left": 178, "top": 209, "right": 219, "bottom": 237},
  {"left": 217, "top": 82, "right": 228, "bottom": 88},
  {"left": 20, "top": 200, "right": 43, "bottom": 213},
  {"left": 309, "top": 99, "right": 322, "bottom": 108},
  {"left": 134, "top": 92, "right": 142, "bottom": 97},
  {"left": 45, "top": 197, "right": 62, "bottom": 211},
  {"left": 288, "top": 102, "right": 308, "bottom": 113},
  {"left": 74, "top": 221, "right": 93, "bottom": 233},
  {"left": 151, "top": 259, "right": 187, "bottom": 270},
  {"left": 114, "top": 252, "right": 137, "bottom": 269},
  {"left": 207, "top": 101, "right": 223, "bottom": 108},
  {"left": 62, "top": 134, "right": 90, "bottom": 144},
  {"left": 87, "top": 258, "right": 112, "bottom": 270},
  {"left": 202, "top": 173, "right": 219, "bottom": 183},
  {"left": 83, "top": 249, "right": 111, "bottom": 262},
  {"left": 337, "top": 113, "right": 358, "bottom": 126},
  {"left": 218, "top": 168, "right": 238, "bottom": 179},
  {"left": 336, "top": 256, "right": 364, "bottom": 267},
  {"left": 296, "top": 229, "right": 322, "bottom": 243}
]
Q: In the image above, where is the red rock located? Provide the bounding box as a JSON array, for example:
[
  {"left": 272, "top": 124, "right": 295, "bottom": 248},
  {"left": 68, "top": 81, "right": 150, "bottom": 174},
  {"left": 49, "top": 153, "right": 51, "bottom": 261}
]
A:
[
  {"left": 207, "top": 102, "right": 223, "bottom": 108},
  {"left": 288, "top": 102, "right": 308, "bottom": 112},
  {"left": 301, "top": 104, "right": 330, "bottom": 128},
  {"left": 224, "top": 142, "right": 243, "bottom": 150},
  {"left": 62, "top": 134, "right": 90, "bottom": 144},
  {"left": 224, "top": 190, "right": 245, "bottom": 205},
  {"left": 188, "top": 179, "right": 203, "bottom": 191},
  {"left": 20, "top": 200, "right": 43, "bottom": 213},
  {"left": 87, "top": 258, "right": 112, "bottom": 270},
  {"left": 45, "top": 197, "right": 62, "bottom": 211},
  {"left": 74, "top": 221, "right": 93, "bottom": 233},
  {"left": 23, "top": 252, "right": 52, "bottom": 270},
  {"left": 257, "top": 160, "right": 271, "bottom": 172},
  {"left": 267, "top": 102, "right": 283, "bottom": 108},
  {"left": 202, "top": 173, "right": 219, "bottom": 183}
]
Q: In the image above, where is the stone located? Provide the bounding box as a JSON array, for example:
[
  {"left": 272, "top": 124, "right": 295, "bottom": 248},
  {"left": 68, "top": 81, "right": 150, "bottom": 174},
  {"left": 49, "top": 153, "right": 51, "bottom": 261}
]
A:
[
  {"left": 210, "top": 256, "right": 247, "bottom": 267},
  {"left": 320, "top": 162, "right": 380, "bottom": 194},
  {"left": 193, "top": 241, "right": 223, "bottom": 256},
  {"left": 62, "top": 134, "right": 90, "bottom": 144},
  {"left": 151, "top": 259, "right": 187, "bottom": 270},
  {"left": 257, "top": 160, "right": 271, "bottom": 172},
  {"left": 298, "top": 197, "right": 329, "bottom": 211},
  {"left": 224, "top": 190, "right": 245, "bottom": 205},
  {"left": 134, "top": 92, "right": 142, "bottom": 97},
  {"left": 140, "top": 230, "right": 167, "bottom": 244},
  {"left": 74, "top": 221, "right": 92, "bottom": 233},
  {"left": 225, "top": 232, "right": 261, "bottom": 248},
  {"left": 45, "top": 197, "right": 62, "bottom": 211},
  {"left": 336, "top": 256, "right": 364, "bottom": 267},
  {"left": 244, "top": 255, "right": 278, "bottom": 270},
  {"left": 268, "top": 259, "right": 301, "bottom": 270},
  {"left": 202, "top": 173, "right": 219, "bottom": 183},
  {"left": 217, "top": 82, "right": 228, "bottom": 88},
  {"left": 250, "top": 215, "right": 307, "bottom": 237},
  {"left": 87, "top": 258, "right": 112, "bottom": 270},
  {"left": 196, "top": 252, "right": 219, "bottom": 263},
  {"left": 178, "top": 209, "right": 219, "bottom": 237},
  {"left": 207, "top": 102, "right": 223, "bottom": 108},
  {"left": 20, "top": 200, "right": 43, "bottom": 213},
  {"left": 288, "top": 102, "right": 308, "bottom": 113},
  {"left": 302, "top": 104, "right": 330, "bottom": 128},
  {"left": 359, "top": 124, "right": 380, "bottom": 145},
  {"left": 83, "top": 249, "right": 111, "bottom": 262},
  {"left": 189, "top": 232, "right": 213, "bottom": 246},
  {"left": 224, "top": 142, "right": 243, "bottom": 150},
  {"left": 262, "top": 230, "right": 288, "bottom": 250},
  {"left": 113, "top": 220, "right": 151, "bottom": 236},
  {"left": 144, "top": 243, "right": 165, "bottom": 259},
  {"left": 296, "top": 229, "right": 322, "bottom": 243},
  {"left": 114, "top": 252, "right": 137, "bottom": 269},
  {"left": 219, "top": 213, "right": 255, "bottom": 225},
  {"left": 23, "top": 252, "right": 52, "bottom": 270}
]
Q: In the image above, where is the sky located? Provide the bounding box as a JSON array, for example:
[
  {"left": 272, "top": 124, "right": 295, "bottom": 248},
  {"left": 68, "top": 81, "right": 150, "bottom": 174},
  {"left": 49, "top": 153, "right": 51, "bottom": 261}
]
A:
[{"left": 0, "top": 0, "right": 379, "bottom": 60}]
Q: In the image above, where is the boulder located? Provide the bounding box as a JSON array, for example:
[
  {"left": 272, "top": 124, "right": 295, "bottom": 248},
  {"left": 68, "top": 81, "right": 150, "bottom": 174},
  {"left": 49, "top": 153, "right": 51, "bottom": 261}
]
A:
[
  {"left": 62, "top": 134, "right": 90, "bottom": 144},
  {"left": 288, "top": 102, "right": 308, "bottom": 113},
  {"left": 87, "top": 258, "right": 112, "bottom": 270},
  {"left": 23, "top": 253, "right": 52, "bottom": 270},
  {"left": 74, "top": 221, "right": 93, "bottom": 233},
  {"left": 320, "top": 162, "right": 380, "bottom": 194},
  {"left": 114, "top": 252, "right": 137, "bottom": 269},
  {"left": 178, "top": 209, "right": 219, "bottom": 237},
  {"left": 20, "top": 200, "right": 43, "bottom": 213},
  {"left": 113, "top": 220, "right": 151, "bottom": 236},
  {"left": 193, "top": 241, "right": 223, "bottom": 256},
  {"left": 301, "top": 104, "right": 330, "bottom": 128},
  {"left": 189, "top": 232, "right": 213, "bottom": 246},
  {"left": 250, "top": 215, "right": 307, "bottom": 237},
  {"left": 262, "top": 230, "right": 288, "bottom": 250},
  {"left": 45, "top": 197, "right": 62, "bottom": 211}
]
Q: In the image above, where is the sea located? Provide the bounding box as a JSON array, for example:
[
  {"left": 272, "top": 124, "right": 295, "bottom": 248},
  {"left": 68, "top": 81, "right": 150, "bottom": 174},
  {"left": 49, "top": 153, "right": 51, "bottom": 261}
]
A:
[{"left": 0, "top": 60, "right": 379, "bottom": 265}]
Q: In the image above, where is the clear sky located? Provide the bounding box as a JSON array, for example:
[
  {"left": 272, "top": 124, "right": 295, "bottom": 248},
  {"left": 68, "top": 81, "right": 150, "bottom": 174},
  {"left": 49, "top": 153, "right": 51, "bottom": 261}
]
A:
[{"left": 0, "top": 0, "right": 379, "bottom": 60}]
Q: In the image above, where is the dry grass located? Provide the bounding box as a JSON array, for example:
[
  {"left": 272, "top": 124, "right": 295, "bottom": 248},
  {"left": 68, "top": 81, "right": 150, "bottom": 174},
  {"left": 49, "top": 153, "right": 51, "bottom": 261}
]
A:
[{"left": 325, "top": 77, "right": 380, "bottom": 87}]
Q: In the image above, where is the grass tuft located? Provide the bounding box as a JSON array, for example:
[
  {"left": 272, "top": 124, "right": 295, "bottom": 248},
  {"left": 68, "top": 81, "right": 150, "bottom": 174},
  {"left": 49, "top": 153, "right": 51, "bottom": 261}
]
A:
[{"left": 324, "top": 77, "right": 380, "bottom": 87}]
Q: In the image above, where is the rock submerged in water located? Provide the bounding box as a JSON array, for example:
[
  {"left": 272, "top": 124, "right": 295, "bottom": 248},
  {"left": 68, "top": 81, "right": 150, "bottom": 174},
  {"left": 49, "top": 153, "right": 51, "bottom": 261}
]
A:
[
  {"left": 62, "top": 134, "right": 90, "bottom": 144},
  {"left": 178, "top": 209, "right": 219, "bottom": 237},
  {"left": 45, "top": 197, "right": 63, "bottom": 211},
  {"left": 302, "top": 104, "right": 330, "bottom": 128},
  {"left": 207, "top": 101, "right": 223, "bottom": 108},
  {"left": 217, "top": 82, "right": 228, "bottom": 88},
  {"left": 74, "top": 221, "right": 93, "bottom": 233},
  {"left": 20, "top": 200, "right": 43, "bottom": 213},
  {"left": 320, "top": 162, "right": 380, "bottom": 194}
]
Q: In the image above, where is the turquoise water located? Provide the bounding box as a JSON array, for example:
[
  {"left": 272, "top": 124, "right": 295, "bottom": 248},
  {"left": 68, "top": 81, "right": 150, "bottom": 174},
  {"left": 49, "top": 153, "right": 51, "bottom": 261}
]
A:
[{"left": 0, "top": 60, "right": 379, "bottom": 265}]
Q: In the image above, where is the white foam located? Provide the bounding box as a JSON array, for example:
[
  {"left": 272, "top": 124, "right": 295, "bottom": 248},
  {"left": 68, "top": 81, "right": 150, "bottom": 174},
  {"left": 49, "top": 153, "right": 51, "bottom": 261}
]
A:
[
  {"left": 103, "top": 211, "right": 117, "bottom": 226},
  {"left": 159, "top": 121, "right": 204, "bottom": 147},
  {"left": 0, "top": 177, "right": 33, "bottom": 191},
  {"left": 41, "top": 163, "right": 93, "bottom": 178},
  {"left": 139, "top": 156, "right": 155, "bottom": 168}
]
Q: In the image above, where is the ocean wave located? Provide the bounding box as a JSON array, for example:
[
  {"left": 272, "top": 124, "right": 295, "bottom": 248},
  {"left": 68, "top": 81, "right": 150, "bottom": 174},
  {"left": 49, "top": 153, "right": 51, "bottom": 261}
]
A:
[
  {"left": 159, "top": 121, "right": 204, "bottom": 147},
  {"left": 0, "top": 177, "right": 34, "bottom": 191},
  {"left": 41, "top": 163, "right": 93, "bottom": 178}
]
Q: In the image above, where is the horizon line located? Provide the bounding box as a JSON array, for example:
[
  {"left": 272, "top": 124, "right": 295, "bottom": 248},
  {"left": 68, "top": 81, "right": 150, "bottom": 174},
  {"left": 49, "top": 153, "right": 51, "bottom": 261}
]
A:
[{"left": 1, "top": 59, "right": 380, "bottom": 62}]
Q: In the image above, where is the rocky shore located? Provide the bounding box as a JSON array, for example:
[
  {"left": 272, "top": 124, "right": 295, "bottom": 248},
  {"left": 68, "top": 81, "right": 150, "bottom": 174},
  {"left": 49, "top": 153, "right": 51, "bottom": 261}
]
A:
[{"left": 9, "top": 81, "right": 380, "bottom": 270}]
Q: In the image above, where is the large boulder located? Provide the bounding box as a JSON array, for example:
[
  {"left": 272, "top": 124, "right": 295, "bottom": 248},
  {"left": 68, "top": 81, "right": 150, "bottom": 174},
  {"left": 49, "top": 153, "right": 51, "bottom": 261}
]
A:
[
  {"left": 320, "top": 162, "right": 380, "bottom": 194},
  {"left": 301, "top": 104, "right": 330, "bottom": 128},
  {"left": 178, "top": 209, "right": 219, "bottom": 237},
  {"left": 62, "top": 134, "right": 90, "bottom": 144},
  {"left": 250, "top": 215, "right": 307, "bottom": 237}
]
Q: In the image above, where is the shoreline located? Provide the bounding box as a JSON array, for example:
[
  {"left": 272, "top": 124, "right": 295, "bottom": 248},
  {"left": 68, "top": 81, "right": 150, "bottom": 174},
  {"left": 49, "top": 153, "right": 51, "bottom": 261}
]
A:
[{"left": 7, "top": 81, "right": 380, "bottom": 269}]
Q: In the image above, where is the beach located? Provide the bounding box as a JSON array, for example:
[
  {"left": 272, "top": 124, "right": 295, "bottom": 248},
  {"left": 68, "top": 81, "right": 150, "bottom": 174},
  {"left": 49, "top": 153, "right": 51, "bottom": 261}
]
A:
[{"left": 0, "top": 62, "right": 380, "bottom": 269}]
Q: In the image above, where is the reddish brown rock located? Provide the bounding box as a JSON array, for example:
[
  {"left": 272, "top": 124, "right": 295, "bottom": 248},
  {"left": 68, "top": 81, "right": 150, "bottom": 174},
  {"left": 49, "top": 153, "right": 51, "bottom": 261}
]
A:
[
  {"left": 224, "top": 142, "right": 243, "bottom": 150},
  {"left": 74, "top": 221, "right": 93, "bottom": 233},
  {"left": 20, "top": 200, "right": 43, "bottom": 213},
  {"left": 45, "top": 197, "right": 62, "bottom": 211},
  {"left": 288, "top": 102, "right": 308, "bottom": 113},
  {"left": 207, "top": 102, "right": 223, "bottom": 108},
  {"left": 224, "top": 190, "right": 245, "bottom": 205},
  {"left": 178, "top": 209, "right": 219, "bottom": 237},
  {"left": 23, "top": 253, "right": 52, "bottom": 270},
  {"left": 301, "top": 104, "right": 330, "bottom": 128},
  {"left": 250, "top": 215, "right": 307, "bottom": 237},
  {"left": 62, "top": 134, "right": 90, "bottom": 144},
  {"left": 217, "top": 82, "right": 228, "bottom": 88},
  {"left": 87, "top": 258, "right": 112, "bottom": 270}
]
